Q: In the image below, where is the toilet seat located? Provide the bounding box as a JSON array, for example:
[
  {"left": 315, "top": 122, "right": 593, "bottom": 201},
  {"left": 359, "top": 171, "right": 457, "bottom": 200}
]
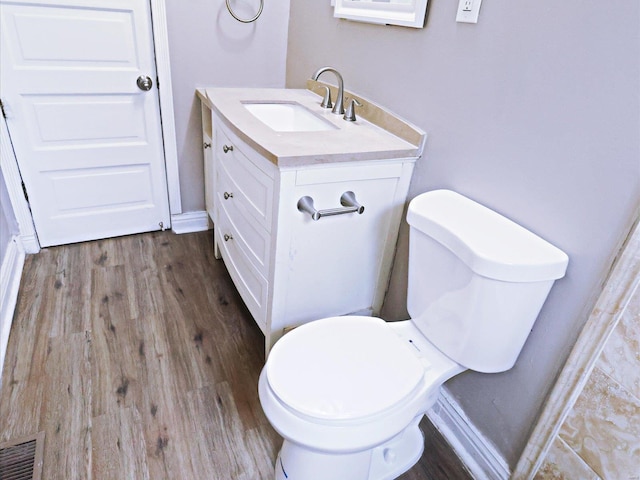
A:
[
  {"left": 266, "top": 316, "right": 426, "bottom": 421},
  {"left": 260, "top": 317, "right": 466, "bottom": 453}
]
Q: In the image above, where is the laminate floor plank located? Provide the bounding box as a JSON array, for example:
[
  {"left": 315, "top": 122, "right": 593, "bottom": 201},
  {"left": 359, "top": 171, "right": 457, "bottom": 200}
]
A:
[
  {"left": 90, "top": 315, "right": 143, "bottom": 419},
  {"left": 0, "top": 230, "right": 472, "bottom": 480},
  {"left": 48, "top": 243, "right": 92, "bottom": 337},
  {"left": 0, "top": 379, "right": 44, "bottom": 444},
  {"left": 132, "top": 315, "right": 196, "bottom": 480},
  {"left": 5, "top": 271, "right": 50, "bottom": 381},
  {"left": 244, "top": 425, "right": 282, "bottom": 479},
  {"left": 91, "top": 406, "right": 150, "bottom": 480},
  {"left": 161, "top": 303, "right": 212, "bottom": 394},
  {"left": 40, "top": 332, "right": 92, "bottom": 480},
  {"left": 120, "top": 235, "right": 164, "bottom": 322},
  {"left": 185, "top": 383, "right": 258, "bottom": 480},
  {"left": 0, "top": 265, "right": 52, "bottom": 442}
]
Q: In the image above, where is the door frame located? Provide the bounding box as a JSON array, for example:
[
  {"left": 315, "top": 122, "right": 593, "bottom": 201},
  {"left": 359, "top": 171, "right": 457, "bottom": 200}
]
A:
[{"left": 0, "top": 0, "right": 181, "bottom": 253}]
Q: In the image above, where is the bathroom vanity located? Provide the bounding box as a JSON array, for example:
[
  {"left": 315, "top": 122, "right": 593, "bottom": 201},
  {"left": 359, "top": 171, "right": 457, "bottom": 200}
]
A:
[{"left": 197, "top": 82, "right": 425, "bottom": 353}]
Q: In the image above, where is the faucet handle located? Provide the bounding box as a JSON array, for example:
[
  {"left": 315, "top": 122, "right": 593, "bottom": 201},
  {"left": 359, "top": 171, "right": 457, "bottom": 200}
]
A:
[
  {"left": 343, "top": 98, "right": 362, "bottom": 122},
  {"left": 320, "top": 86, "right": 333, "bottom": 109}
]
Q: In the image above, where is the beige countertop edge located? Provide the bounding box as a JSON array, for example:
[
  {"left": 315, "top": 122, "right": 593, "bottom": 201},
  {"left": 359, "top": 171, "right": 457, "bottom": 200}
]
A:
[{"left": 196, "top": 87, "right": 423, "bottom": 167}]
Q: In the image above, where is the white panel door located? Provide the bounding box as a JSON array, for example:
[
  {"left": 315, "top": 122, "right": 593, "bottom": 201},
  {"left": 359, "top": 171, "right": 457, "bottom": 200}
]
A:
[{"left": 0, "top": 0, "right": 171, "bottom": 247}]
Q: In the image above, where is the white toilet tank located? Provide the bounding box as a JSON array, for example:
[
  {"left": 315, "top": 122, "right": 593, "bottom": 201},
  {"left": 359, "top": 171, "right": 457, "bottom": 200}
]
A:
[{"left": 406, "top": 190, "right": 569, "bottom": 373}]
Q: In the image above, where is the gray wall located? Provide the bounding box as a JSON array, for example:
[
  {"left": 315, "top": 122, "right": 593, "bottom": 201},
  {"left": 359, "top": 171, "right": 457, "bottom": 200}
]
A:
[
  {"left": 286, "top": 0, "right": 640, "bottom": 468},
  {"left": 165, "top": 0, "right": 290, "bottom": 212}
]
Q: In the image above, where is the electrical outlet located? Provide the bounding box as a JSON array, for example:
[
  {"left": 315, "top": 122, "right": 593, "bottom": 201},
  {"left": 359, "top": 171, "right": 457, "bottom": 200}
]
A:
[{"left": 456, "top": 0, "right": 482, "bottom": 23}]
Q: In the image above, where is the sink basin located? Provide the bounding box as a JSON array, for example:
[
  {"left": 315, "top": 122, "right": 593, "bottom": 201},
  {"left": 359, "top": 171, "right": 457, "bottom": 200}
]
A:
[{"left": 243, "top": 102, "right": 337, "bottom": 132}]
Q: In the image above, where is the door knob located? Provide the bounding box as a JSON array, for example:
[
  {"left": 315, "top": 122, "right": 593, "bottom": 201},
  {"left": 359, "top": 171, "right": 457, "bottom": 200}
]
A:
[{"left": 136, "top": 75, "right": 153, "bottom": 91}]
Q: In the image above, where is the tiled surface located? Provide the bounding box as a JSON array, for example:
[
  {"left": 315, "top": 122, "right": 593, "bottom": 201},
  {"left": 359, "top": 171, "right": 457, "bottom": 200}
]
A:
[
  {"left": 598, "top": 286, "right": 640, "bottom": 399},
  {"left": 559, "top": 367, "right": 640, "bottom": 479},
  {"left": 535, "top": 437, "right": 601, "bottom": 480}
]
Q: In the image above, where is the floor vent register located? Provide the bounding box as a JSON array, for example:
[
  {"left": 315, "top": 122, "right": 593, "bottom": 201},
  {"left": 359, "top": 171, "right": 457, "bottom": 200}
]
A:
[{"left": 0, "top": 433, "right": 44, "bottom": 480}]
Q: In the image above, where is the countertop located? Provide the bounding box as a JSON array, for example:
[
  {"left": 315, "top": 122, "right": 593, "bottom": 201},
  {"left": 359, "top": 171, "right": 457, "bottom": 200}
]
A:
[{"left": 197, "top": 86, "right": 426, "bottom": 167}]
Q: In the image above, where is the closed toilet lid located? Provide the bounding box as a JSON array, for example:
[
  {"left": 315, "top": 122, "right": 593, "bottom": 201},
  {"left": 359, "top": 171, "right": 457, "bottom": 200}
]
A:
[{"left": 266, "top": 316, "right": 425, "bottom": 421}]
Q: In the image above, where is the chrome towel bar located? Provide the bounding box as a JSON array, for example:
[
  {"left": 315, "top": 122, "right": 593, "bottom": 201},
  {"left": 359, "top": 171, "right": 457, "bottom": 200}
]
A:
[{"left": 297, "top": 191, "right": 365, "bottom": 221}]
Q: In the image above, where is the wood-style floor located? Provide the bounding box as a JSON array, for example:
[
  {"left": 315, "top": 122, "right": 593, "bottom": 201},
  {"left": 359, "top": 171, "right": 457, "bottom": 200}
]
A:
[{"left": 0, "top": 230, "right": 472, "bottom": 479}]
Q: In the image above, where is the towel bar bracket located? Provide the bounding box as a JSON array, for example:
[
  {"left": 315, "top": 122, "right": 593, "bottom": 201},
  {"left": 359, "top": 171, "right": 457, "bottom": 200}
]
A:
[{"left": 297, "top": 191, "right": 365, "bottom": 221}]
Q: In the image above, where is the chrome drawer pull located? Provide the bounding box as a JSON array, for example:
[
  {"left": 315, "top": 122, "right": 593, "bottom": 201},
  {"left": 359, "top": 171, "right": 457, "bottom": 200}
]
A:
[
  {"left": 297, "top": 191, "right": 365, "bottom": 221},
  {"left": 223, "top": 233, "right": 233, "bottom": 242},
  {"left": 223, "top": 192, "right": 234, "bottom": 200},
  {"left": 223, "top": 145, "right": 234, "bottom": 153}
]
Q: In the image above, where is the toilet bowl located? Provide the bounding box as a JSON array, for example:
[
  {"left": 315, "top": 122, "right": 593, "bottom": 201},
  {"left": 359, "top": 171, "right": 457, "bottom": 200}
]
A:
[
  {"left": 259, "top": 190, "right": 569, "bottom": 480},
  {"left": 259, "top": 316, "right": 465, "bottom": 479}
]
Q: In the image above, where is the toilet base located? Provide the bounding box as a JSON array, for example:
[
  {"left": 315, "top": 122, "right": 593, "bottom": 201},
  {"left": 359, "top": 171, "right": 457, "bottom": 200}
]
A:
[{"left": 274, "top": 421, "right": 425, "bottom": 480}]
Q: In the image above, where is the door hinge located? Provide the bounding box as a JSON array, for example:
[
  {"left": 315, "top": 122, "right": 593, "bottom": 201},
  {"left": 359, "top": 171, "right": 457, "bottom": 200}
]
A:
[
  {"left": 0, "top": 99, "right": 7, "bottom": 119},
  {"left": 21, "top": 181, "right": 29, "bottom": 202}
]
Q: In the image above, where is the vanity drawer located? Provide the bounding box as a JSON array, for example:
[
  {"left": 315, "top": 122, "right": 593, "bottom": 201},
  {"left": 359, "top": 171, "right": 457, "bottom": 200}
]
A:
[
  {"left": 216, "top": 207, "right": 268, "bottom": 331},
  {"left": 215, "top": 126, "right": 274, "bottom": 231},
  {"left": 217, "top": 167, "right": 271, "bottom": 276}
]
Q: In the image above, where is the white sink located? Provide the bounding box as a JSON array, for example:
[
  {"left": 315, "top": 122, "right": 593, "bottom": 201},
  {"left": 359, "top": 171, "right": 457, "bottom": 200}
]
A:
[{"left": 243, "top": 102, "right": 337, "bottom": 132}]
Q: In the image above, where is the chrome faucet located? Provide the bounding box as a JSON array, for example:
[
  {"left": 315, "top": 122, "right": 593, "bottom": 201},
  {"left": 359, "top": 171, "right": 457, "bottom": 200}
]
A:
[{"left": 311, "top": 67, "right": 345, "bottom": 115}]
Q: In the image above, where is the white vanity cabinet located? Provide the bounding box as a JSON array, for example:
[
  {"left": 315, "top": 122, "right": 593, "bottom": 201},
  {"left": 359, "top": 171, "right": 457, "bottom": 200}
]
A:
[{"left": 198, "top": 87, "right": 424, "bottom": 354}]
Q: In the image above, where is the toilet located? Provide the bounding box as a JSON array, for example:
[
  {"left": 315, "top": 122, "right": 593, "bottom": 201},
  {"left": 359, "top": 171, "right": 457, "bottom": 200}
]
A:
[{"left": 258, "top": 189, "right": 569, "bottom": 480}]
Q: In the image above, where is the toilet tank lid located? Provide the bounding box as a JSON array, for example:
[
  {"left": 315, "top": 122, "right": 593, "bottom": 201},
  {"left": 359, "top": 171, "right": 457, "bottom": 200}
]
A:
[{"left": 406, "top": 190, "right": 569, "bottom": 282}]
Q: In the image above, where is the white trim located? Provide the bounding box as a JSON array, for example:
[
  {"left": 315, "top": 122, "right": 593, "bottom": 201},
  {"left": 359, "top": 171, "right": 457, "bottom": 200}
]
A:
[
  {"left": 0, "top": 115, "right": 39, "bottom": 254},
  {"left": 16, "top": 233, "right": 38, "bottom": 253},
  {"left": 150, "top": 0, "right": 182, "bottom": 215},
  {"left": 427, "top": 388, "right": 511, "bottom": 480},
  {"left": 171, "top": 211, "right": 210, "bottom": 234},
  {"left": 0, "top": 236, "right": 26, "bottom": 390}
]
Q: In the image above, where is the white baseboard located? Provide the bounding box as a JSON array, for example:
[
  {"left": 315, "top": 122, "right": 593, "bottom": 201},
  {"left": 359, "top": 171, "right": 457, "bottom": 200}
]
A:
[
  {"left": 0, "top": 236, "right": 26, "bottom": 390},
  {"left": 427, "top": 388, "right": 511, "bottom": 480},
  {"left": 171, "top": 211, "right": 210, "bottom": 234}
]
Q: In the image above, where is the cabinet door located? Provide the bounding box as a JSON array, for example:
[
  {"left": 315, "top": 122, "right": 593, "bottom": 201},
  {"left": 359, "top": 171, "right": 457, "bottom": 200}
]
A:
[{"left": 279, "top": 162, "right": 407, "bottom": 324}]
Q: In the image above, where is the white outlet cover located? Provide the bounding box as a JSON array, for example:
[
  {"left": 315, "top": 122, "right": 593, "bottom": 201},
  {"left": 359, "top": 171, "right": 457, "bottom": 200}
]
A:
[{"left": 456, "top": 0, "right": 483, "bottom": 23}]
